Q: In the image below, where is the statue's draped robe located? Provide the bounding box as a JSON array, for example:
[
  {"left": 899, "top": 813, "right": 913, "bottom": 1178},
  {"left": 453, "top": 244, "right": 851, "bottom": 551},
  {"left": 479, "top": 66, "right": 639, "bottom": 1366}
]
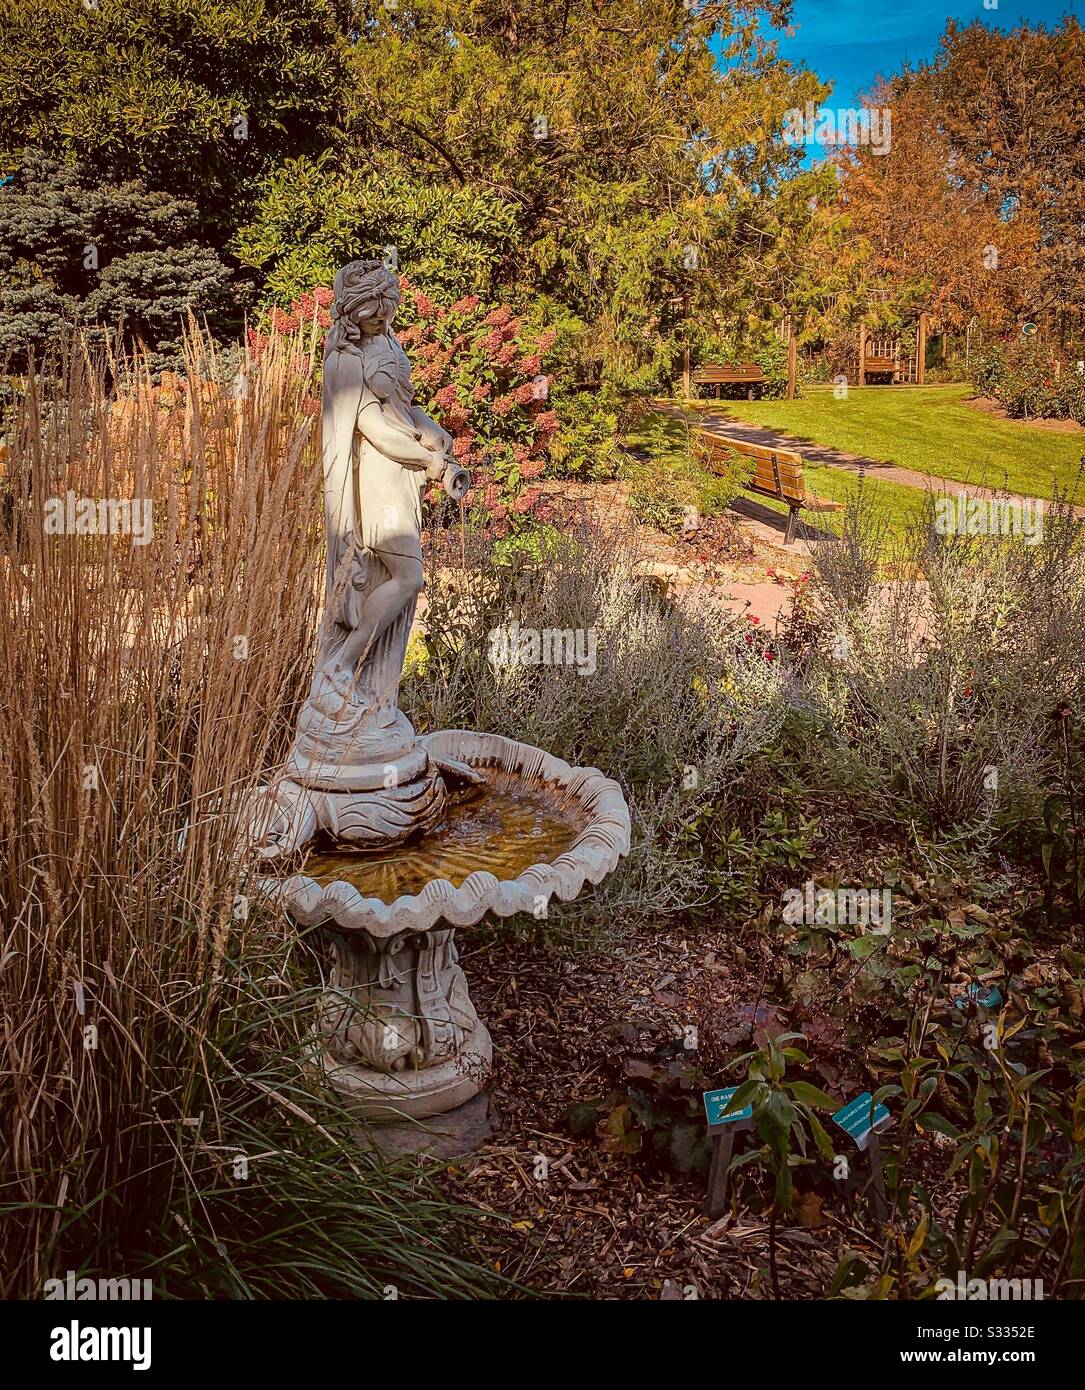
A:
[{"left": 289, "top": 338, "right": 426, "bottom": 784}]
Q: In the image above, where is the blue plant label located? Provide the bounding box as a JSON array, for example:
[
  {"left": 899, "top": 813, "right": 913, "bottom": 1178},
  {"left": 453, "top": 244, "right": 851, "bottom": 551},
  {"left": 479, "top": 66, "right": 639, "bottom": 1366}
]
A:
[
  {"left": 954, "top": 981, "right": 1003, "bottom": 1010},
  {"left": 703, "top": 1087, "right": 753, "bottom": 1127},
  {"left": 832, "top": 1092, "right": 890, "bottom": 1152}
]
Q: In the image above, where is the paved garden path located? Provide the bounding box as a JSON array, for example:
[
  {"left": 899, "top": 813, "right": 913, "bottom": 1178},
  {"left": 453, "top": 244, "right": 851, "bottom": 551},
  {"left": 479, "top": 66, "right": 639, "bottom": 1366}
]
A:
[{"left": 664, "top": 405, "right": 1085, "bottom": 516}]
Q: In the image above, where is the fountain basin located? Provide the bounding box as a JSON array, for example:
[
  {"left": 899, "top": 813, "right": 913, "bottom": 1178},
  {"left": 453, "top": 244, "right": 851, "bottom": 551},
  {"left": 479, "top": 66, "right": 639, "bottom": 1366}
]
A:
[
  {"left": 260, "top": 732, "right": 629, "bottom": 1124},
  {"left": 261, "top": 731, "right": 631, "bottom": 934}
]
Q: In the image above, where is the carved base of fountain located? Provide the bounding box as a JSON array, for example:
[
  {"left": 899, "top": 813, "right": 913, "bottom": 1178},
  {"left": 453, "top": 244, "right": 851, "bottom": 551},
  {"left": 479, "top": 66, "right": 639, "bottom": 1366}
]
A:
[
  {"left": 353, "top": 1092, "right": 495, "bottom": 1161},
  {"left": 319, "top": 1022, "right": 493, "bottom": 1121},
  {"left": 263, "top": 731, "right": 631, "bottom": 1128},
  {"left": 316, "top": 921, "right": 493, "bottom": 1120}
]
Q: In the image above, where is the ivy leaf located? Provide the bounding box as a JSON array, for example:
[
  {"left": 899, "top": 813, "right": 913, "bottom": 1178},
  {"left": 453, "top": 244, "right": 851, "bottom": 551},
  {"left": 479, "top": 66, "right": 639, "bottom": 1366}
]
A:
[{"left": 597, "top": 1103, "right": 642, "bottom": 1155}]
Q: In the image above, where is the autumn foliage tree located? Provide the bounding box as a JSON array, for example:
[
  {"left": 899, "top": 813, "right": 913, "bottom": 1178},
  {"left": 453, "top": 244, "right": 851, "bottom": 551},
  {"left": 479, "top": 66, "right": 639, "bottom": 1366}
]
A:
[
  {"left": 827, "top": 18, "right": 1083, "bottom": 345},
  {"left": 923, "top": 18, "right": 1085, "bottom": 328},
  {"left": 832, "top": 79, "right": 1042, "bottom": 334}
]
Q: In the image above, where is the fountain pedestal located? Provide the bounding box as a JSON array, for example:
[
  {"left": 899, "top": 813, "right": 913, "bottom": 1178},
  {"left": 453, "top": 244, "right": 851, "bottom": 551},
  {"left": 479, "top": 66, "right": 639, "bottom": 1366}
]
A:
[
  {"left": 316, "top": 921, "right": 492, "bottom": 1121},
  {"left": 263, "top": 731, "right": 631, "bottom": 1141}
]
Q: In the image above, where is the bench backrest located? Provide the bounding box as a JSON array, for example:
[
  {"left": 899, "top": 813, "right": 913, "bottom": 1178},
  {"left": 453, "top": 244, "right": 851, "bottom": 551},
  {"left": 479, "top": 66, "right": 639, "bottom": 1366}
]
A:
[
  {"left": 863, "top": 355, "right": 897, "bottom": 373},
  {"left": 697, "top": 430, "right": 806, "bottom": 505},
  {"left": 693, "top": 361, "right": 765, "bottom": 382}
]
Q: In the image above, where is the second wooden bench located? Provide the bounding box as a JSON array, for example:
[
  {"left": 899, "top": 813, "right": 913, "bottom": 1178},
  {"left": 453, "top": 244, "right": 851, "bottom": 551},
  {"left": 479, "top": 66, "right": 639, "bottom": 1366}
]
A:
[
  {"left": 697, "top": 430, "right": 843, "bottom": 544},
  {"left": 692, "top": 362, "right": 767, "bottom": 400}
]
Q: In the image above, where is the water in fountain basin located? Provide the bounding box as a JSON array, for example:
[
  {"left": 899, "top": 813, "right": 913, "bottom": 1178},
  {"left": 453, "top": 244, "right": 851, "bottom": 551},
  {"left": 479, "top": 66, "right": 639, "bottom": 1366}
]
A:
[{"left": 303, "top": 775, "right": 584, "bottom": 904}]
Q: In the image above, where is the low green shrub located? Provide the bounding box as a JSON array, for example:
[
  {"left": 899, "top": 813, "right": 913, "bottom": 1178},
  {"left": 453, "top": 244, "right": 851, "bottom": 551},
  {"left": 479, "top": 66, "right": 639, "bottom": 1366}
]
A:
[
  {"left": 973, "top": 339, "right": 1085, "bottom": 421},
  {"left": 624, "top": 415, "right": 751, "bottom": 534},
  {"left": 546, "top": 385, "right": 623, "bottom": 481}
]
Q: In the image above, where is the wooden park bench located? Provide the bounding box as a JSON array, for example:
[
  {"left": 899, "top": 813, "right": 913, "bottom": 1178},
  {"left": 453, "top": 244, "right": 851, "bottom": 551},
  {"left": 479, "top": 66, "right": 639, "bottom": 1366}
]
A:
[
  {"left": 862, "top": 354, "right": 898, "bottom": 382},
  {"left": 696, "top": 429, "right": 843, "bottom": 545},
  {"left": 692, "top": 362, "right": 767, "bottom": 400}
]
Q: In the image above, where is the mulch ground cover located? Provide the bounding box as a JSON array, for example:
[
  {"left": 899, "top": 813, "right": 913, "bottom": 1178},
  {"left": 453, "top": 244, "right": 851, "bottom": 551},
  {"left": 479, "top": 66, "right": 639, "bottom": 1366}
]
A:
[{"left": 439, "top": 922, "right": 880, "bottom": 1299}]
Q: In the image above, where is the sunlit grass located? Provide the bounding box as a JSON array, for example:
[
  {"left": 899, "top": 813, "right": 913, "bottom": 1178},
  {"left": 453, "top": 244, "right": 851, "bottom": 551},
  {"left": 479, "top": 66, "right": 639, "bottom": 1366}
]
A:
[{"left": 712, "top": 385, "right": 1084, "bottom": 502}]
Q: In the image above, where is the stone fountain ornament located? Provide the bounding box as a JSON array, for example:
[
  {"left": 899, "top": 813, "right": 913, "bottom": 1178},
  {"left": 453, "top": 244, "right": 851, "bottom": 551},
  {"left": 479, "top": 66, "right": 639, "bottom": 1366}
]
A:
[{"left": 244, "top": 259, "right": 629, "bottom": 1143}]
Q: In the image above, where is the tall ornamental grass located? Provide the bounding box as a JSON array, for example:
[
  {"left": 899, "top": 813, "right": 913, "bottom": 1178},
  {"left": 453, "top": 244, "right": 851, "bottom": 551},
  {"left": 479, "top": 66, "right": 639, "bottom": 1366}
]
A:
[{"left": 0, "top": 329, "right": 505, "bottom": 1299}]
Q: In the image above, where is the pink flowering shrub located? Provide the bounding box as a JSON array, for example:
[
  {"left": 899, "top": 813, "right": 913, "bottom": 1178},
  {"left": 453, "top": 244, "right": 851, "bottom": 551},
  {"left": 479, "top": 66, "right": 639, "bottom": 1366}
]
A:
[
  {"left": 253, "top": 281, "right": 561, "bottom": 531},
  {"left": 248, "top": 287, "right": 334, "bottom": 362},
  {"left": 394, "top": 279, "right": 558, "bottom": 518}
]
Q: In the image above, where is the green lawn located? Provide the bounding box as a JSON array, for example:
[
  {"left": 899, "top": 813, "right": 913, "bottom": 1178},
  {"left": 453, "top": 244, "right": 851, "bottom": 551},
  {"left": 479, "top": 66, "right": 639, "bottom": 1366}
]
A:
[
  {"left": 705, "top": 385, "right": 1084, "bottom": 503},
  {"left": 624, "top": 411, "right": 928, "bottom": 540}
]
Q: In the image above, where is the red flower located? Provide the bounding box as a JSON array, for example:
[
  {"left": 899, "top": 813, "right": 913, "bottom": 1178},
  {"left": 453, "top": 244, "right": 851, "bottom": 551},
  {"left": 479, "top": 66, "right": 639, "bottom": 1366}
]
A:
[
  {"left": 512, "top": 487, "right": 541, "bottom": 514},
  {"left": 270, "top": 307, "right": 298, "bottom": 333},
  {"left": 452, "top": 294, "right": 480, "bottom": 314}
]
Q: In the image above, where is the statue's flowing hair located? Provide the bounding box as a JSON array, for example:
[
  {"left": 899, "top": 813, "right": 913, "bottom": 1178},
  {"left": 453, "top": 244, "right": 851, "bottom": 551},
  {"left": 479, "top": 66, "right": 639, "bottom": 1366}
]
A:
[{"left": 326, "top": 259, "right": 401, "bottom": 354}]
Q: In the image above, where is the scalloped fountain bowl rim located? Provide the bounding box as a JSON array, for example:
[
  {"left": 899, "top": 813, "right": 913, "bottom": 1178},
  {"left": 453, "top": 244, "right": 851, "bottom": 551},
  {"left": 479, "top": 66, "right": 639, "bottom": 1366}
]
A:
[{"left": 257, "top": 730, "right": 631, "bottom": 937}]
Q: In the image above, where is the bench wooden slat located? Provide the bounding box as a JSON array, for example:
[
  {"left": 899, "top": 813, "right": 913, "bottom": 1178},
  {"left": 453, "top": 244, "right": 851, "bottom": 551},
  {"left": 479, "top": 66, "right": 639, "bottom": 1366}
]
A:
[
  {"left": 696, "top": 429, "right": 843, "bottom": 542},
  {"left": 693, "top": 361, "right": 767, "bottom": 383}
]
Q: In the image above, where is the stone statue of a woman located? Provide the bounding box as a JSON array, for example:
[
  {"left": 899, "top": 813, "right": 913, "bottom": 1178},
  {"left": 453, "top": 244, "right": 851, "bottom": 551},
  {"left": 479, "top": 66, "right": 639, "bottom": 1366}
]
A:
[{"left": 252, "top": 258, "right": 477, "bottom": 859}]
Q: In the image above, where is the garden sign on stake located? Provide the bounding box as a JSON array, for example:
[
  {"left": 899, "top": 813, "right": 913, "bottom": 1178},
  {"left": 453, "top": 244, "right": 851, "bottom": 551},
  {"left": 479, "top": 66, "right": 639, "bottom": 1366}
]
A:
[
  {"left": 702, "top": 1086, "right": 754, "bottom": 1219},
  {"left": 832, "top": 1092, "right": 892, "bottom": 1221}
]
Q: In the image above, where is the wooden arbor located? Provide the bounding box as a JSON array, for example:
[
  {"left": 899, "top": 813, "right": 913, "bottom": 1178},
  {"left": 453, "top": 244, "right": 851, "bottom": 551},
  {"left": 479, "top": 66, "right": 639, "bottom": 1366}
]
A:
[{"left": 857, "top": 312, "right": 929, "bottom": 385}]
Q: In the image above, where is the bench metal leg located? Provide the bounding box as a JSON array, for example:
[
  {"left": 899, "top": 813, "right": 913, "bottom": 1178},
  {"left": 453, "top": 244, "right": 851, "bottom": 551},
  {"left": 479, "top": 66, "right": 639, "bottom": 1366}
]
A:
[{"left": 784, "top": 507, "right": 798, "bottom": 545}]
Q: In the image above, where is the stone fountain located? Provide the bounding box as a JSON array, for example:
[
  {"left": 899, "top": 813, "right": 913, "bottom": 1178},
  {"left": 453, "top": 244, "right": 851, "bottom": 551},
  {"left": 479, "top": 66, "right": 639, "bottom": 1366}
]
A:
[{"left": 244, "top": 259, "right": 629, "bottom": 1148}]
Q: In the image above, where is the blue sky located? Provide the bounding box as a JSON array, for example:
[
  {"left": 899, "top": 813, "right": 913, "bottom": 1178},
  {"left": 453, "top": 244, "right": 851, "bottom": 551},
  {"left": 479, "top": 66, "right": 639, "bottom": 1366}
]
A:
[{"left": 768, "top": 0, "right": 1080, "bottom": 104}]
